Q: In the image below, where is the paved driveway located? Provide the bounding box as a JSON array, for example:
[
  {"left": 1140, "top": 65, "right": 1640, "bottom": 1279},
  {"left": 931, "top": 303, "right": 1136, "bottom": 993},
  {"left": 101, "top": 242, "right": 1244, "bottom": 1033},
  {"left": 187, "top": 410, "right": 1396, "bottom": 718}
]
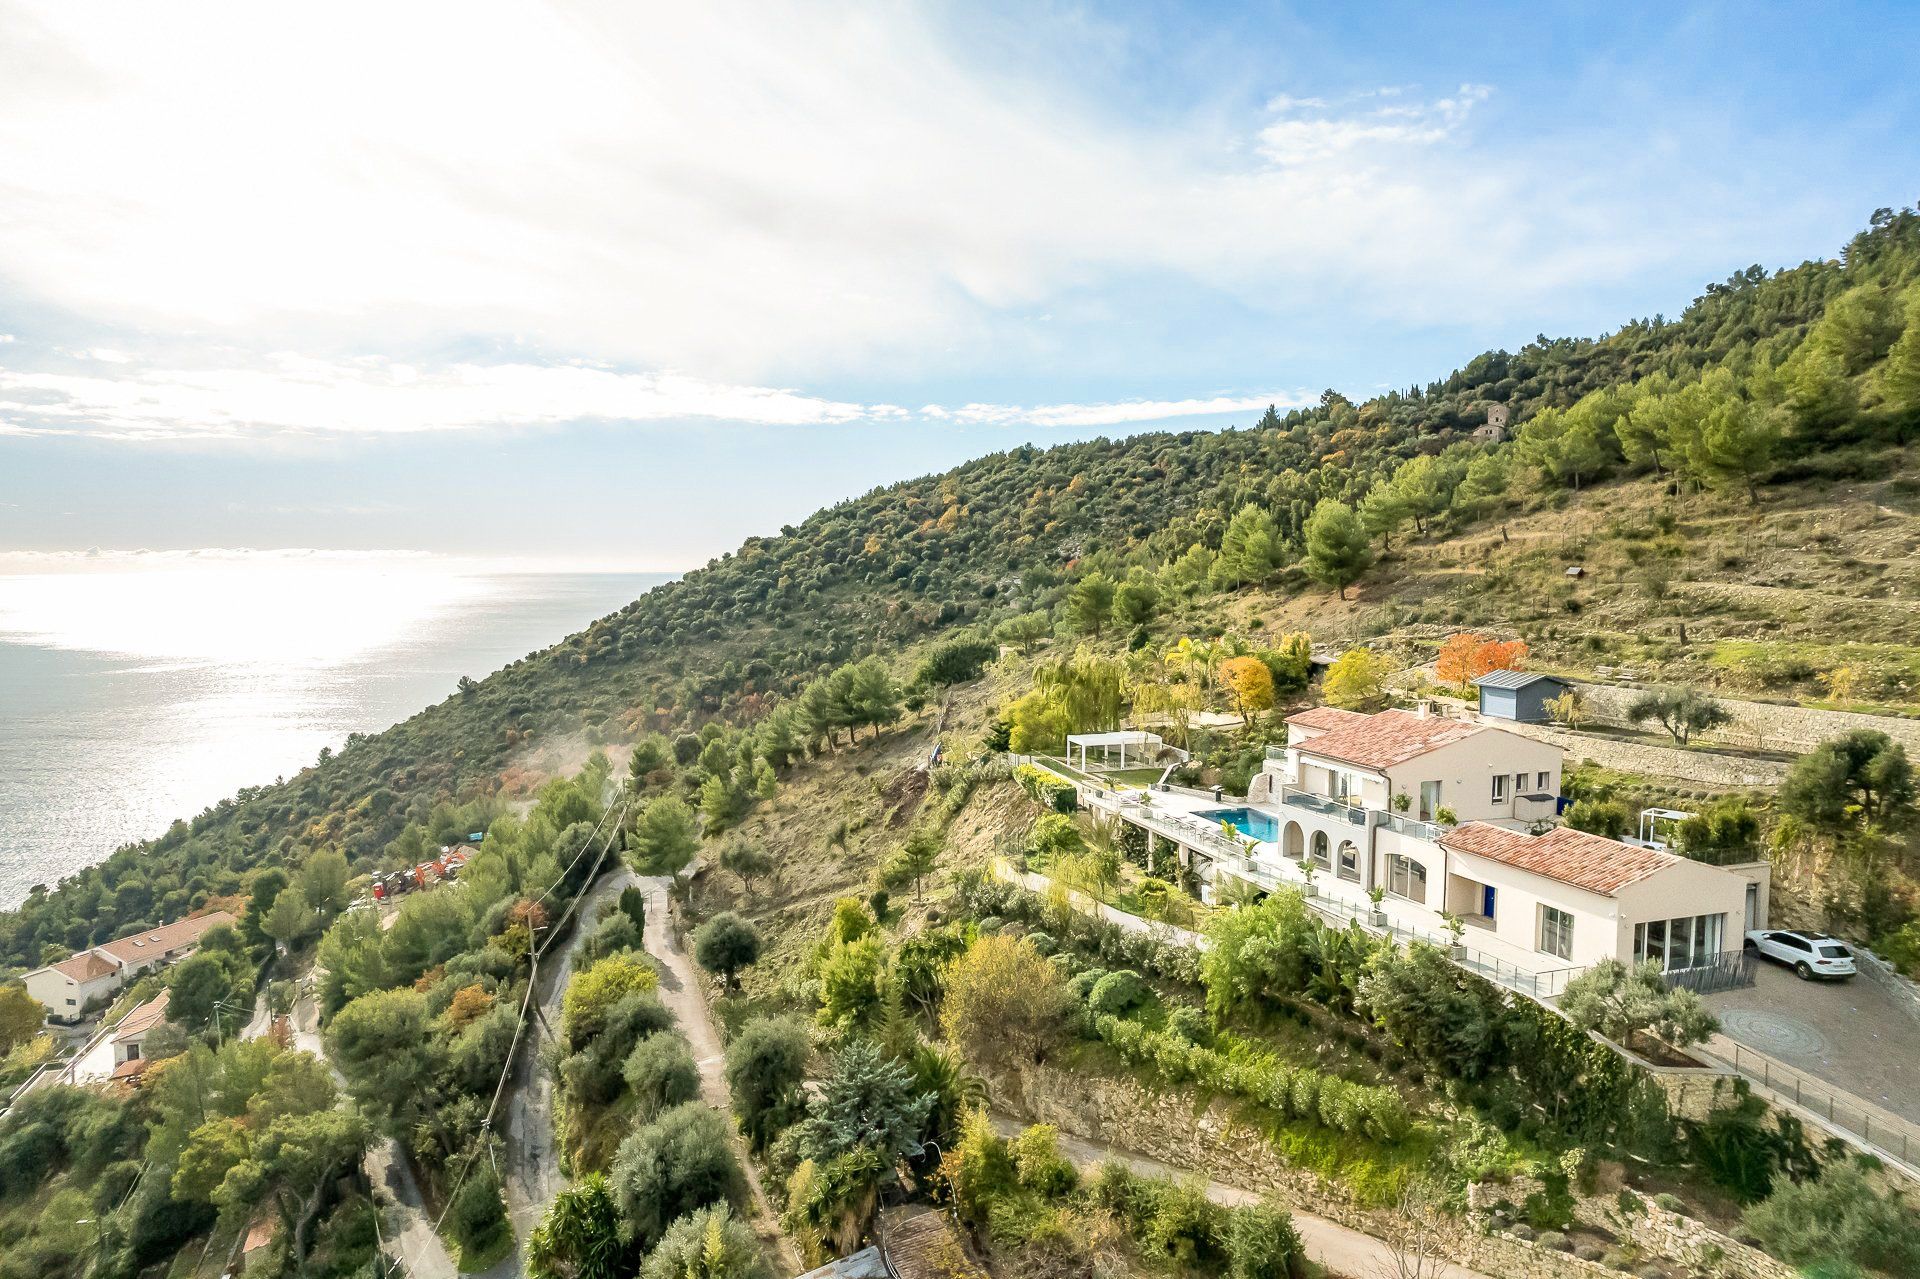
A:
[{"left": 1702, "top": 960, "right": 1920, "bottom": 1125}]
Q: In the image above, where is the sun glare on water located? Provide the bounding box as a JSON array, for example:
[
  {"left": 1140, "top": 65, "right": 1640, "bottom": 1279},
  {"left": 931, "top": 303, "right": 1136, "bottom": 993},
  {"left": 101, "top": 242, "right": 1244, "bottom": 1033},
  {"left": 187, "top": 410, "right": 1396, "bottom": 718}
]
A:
[{"left": 0, "top": 556, "right": 497, "bottom": 666}]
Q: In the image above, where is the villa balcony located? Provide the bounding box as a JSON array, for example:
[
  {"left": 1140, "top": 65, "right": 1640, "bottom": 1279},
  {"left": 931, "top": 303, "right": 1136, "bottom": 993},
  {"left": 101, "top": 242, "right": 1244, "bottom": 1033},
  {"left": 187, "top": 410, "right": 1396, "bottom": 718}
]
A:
[{"left": 1276, "top": 784, "right": 1371, "bottom": 828}]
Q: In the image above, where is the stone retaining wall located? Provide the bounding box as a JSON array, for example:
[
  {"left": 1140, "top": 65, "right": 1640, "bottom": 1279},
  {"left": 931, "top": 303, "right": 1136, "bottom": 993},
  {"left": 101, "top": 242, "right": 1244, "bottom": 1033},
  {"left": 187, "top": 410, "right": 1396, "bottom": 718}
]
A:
[
  {"left": 995, "top": 1065, "right": 1655, "bottom": 1279},
  {"left": 1854, "top": 947, "right": 1920, "bottom": 1029},
  {"left": 1571, "top": 681, "right": 1920, "bottom": 756},
  {"left": 1498, "top": 720, "right": 1790, "bottom": 787}
]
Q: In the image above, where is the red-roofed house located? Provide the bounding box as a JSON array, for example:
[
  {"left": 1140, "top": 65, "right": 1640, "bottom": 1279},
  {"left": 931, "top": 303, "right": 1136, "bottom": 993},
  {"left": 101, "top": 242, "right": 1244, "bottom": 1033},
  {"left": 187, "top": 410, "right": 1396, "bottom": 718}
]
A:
[
  {"left": 23, "top": 911, "right": 238, "bottom": 1023},
  {"left": 1088, "top": 703, "right": 1766, "bottom": 987}
]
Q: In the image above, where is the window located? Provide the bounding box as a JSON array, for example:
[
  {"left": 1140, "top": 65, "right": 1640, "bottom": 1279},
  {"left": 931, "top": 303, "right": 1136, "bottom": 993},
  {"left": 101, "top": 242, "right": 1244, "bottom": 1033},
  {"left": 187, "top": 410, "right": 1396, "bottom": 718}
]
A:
[
  {"left": 1635, "top": 913, "right": 1726, "bottom": 971},
  {"left": 1491, "top": 774, "right": 1508, "bottom": 803},
  {"left": 1514, "top": 772, "right": 1527, "bottom": 796},
  {"left": 126, "top": 1043, "right": 141, "bottom": 1061},
  {"left": 1536, "top": 771, "right": 1551, "bottom": 791},
  {"left": 1540, "top": 905, "right": 1574, "bottom": 960},
  {"left": 1337, "top": 841, "right": 1360, "bottom": 882},
  {"left": 1309, "top": 830, "right": 1331, "bottom": 868},
  {"left": 1386, "top": 855, "right": 1427, "bottom": 904}
]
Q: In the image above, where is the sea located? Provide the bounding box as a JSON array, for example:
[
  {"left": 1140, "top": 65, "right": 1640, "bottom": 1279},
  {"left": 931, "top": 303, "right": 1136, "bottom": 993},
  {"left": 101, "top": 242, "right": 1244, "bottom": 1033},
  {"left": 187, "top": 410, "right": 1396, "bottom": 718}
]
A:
[{"left": 0, "top": 559, "right": 672, "bottom": 909}]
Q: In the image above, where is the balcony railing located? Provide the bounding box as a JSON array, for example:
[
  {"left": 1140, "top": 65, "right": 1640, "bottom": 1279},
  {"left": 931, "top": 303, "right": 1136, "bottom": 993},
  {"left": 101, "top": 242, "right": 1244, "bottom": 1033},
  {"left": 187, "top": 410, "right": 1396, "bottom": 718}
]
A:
[
  {"left": 1264, "top": 744, "right": 1288, "bottom": 761},
  {"left": 1082, "top": 788, "right": 1254, "bottom": 862},
  {"left": 1276, "top": 785, "right": 1370, "bottom": 826},
  {"left": 1379, "top": 811, "right": 1447, "bottom": 841}
]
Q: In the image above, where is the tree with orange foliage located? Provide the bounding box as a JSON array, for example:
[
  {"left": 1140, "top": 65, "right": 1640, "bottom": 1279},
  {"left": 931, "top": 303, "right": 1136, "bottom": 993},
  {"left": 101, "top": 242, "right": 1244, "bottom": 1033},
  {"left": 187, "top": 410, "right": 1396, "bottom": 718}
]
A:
[
  {"left": 507, "top": 898, "right": 550, "bottom": 933},
  {"left": 1220, "top": 656, "right": 1277, "bottom": 724},
  {"left": 1470, "top": 639, "right": 1529, "bottom": 679},
  {"left": 1434, "top": 633, "right": 1486, "bottom": 690},
  {"left": 445, "top": 983, "right": 495, "bottom": 1029}
]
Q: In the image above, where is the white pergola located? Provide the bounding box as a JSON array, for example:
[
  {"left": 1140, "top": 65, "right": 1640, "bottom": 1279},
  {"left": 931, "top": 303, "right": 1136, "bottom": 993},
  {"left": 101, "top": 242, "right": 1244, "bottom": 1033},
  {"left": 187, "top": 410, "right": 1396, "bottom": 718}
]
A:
[{"left": 1066, "top": 730, "right": 1170, "bottom": 771}]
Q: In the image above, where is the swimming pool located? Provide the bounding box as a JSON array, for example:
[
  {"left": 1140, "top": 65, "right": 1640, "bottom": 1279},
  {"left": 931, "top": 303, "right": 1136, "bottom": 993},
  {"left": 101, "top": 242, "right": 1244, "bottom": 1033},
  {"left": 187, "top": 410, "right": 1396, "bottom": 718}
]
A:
[{"left": 1197, "top": 807, "right": 1280, "bottom": 843}]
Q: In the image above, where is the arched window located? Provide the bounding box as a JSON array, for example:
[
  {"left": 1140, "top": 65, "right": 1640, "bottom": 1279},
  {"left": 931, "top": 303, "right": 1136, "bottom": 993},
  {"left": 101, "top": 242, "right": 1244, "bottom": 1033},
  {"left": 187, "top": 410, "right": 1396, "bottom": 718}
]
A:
[
  {"left": 1386, "top": 854, "right": 1428, "bottom": 904},
  {"left": 1336, "top": 840, "right": 1360, "bottom": 882},
  {"left": 1310, "top": 830, "right": 1331, "bottom": 868}
]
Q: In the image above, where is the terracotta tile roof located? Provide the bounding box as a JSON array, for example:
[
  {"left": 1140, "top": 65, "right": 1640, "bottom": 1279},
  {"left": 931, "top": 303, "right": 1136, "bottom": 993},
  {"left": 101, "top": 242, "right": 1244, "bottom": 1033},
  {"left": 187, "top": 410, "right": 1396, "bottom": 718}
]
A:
[
  {"left": 52, "top": 951, "right": 119, "bottom": 983},
  {"left": 94, "top": 911, "right": 237, "bottom": 967},
  {"left": 1441, "top": 821, "right": 1675, "bottom": 896},
  {"left": 1291, "top": 708, "right": 1482, "bottom": 770},
  {"left": 110, "top": 1056, "right": 152, "bottom": 1081},
  {"left": 114, "top": 991, "right": 170, "bottom": 1041},
  {"left": 1284, "top": 706, "right": 1372, "bottom": 732},
  {"left": 879, "top": 1208, "right": 988, "bottom": 1279}
]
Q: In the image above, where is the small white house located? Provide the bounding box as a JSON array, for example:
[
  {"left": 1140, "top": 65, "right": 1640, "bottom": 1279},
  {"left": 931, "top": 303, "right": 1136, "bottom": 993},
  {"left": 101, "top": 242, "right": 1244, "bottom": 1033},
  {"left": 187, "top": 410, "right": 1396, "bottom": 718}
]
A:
[
  {"left": 24, "top": 911, "right": 237, "bottom": 1024},
  {"left": 1439, "top": 822, "right": 1753, "bottom": 971},
  {"left": 111, "top": 990, "right": 171, "bottom": 1069}
]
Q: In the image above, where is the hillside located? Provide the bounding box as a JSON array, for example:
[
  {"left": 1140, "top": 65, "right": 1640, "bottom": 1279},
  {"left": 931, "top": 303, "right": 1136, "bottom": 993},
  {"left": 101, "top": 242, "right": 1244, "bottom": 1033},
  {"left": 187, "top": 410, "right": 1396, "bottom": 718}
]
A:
[{"left": 5, "top": 205, "right": 1920, "bottom": 973}]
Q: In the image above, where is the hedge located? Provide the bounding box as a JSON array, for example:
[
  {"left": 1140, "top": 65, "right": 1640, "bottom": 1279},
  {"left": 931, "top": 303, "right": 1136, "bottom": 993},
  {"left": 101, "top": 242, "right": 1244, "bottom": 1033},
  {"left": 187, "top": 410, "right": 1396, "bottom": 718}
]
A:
[
  {"left": 1093, "top": 1013, "right": 1410, "bottom": 1143},
  {"left": 1015, "top": 764, "right": 1079, "bottom": 813}
]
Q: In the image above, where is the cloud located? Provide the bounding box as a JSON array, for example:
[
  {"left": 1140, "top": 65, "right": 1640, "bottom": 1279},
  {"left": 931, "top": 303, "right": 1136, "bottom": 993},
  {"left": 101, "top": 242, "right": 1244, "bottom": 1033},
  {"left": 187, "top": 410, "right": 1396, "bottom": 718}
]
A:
[
  {"left": 0, "top": 357, "right": 871, "bottom": 439},
  {"left": 0, "top": 353, "right": 1295, "bottom": 439},
  {"left": 1257, "top": 83, "right": 1492, "bottom": 165},
  {"left": 0, "top": 1, "right": 1725, "bottom": 383},
  {"left": 935, "top": 392, "right": 1311, "bottom": 429}
]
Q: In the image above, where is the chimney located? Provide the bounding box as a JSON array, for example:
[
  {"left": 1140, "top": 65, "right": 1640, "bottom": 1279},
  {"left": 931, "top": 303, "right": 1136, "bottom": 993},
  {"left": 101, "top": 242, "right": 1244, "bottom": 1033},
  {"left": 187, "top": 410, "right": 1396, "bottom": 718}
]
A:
[{"left": 1416, "top": 700, "right": 1430, "bottom": 719}]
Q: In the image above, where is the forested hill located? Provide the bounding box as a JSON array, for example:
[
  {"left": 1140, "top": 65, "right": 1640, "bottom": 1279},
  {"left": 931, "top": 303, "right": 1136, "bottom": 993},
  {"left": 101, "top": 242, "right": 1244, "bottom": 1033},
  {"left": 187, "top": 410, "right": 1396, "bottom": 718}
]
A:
[{"left": 6, "top": 205, "right": 1920, "bottom": 970}]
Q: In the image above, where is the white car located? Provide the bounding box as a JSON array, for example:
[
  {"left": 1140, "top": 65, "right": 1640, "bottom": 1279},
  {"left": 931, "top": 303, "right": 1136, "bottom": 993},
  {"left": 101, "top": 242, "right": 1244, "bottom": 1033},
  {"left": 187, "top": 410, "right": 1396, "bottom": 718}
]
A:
[{"left": 1744, "top": 929, "right": 1857, "bottom": 980}]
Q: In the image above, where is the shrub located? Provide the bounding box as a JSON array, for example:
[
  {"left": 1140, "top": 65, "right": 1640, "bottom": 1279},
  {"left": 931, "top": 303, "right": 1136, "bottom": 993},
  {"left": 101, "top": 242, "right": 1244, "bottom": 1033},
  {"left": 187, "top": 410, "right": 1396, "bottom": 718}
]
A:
[
  {"left": 1165, "top": 1005, "right": 1208, "bottom": 1044},
  {"left": 1027, "top": 813, "right": 1082, "bottom": 857},
  {"left": 640, "top": 1204, "right": 769, "bottom": 1279},
  {"left": 1226, "top": 1200, "right": 1304, "bottom": 1279},
  {"left": 623, "top": 1034, "right": 700, "bottom": 1121},
  {"left": 1091, "top": 1015, "right": 1408, "bottom": 1142},
  {"left": 563, "top": 955, "right": 660, "bottom": 1050},
  {"left": 1536, "top": 1230, "right": 1569, "bottom": 1251},
  {"left": 1741, "top": 1164, "right": 1920, "bottom": 1275},
  {"left": 1009, "top": 1124, "right": 1078, "bottom": 1197},
  {"left": 725, "top": 1016, "right": 811, "bottom": 1152},
  {"left": 1086, "top": 970, "right": 1147, "bottom": 1016},
  {"left": 611, "top": 1103, "right": 745, "bottom": 1249},
  {"left": 1069, "top": 968, "right": 1109, "bottom": 1000},
  {"left": 1025, "top": 931, "right": 1057, "bottom": 956},
  {"left": 1014, "top": 765, "right": 1078, "bottom": 813}
]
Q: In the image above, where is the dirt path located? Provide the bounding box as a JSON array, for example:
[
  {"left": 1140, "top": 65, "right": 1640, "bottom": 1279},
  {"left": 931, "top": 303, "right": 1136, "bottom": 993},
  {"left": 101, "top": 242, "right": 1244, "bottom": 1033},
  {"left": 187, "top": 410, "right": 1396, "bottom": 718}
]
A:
[
  {"left": 638, "top": 875, "right": 799, "bottom": 1276},
  {"left": 290, "top": 976, "right": 458, "bottom": 1279},
  {"left": 988, "top": 1117, "right": 1496, "bottom": 1279},
  {"left": 479, "top": 864, "right": 643, "bottom": 1277}
]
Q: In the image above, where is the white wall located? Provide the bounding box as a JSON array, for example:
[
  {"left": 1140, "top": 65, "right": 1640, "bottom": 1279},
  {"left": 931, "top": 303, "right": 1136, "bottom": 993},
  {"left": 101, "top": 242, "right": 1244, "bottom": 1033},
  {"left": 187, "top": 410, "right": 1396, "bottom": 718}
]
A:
[
  {"left": 1445, "top": 849, "right": 1623, "bottom": 968},
  {"left": 24, "top": 965, "right": 121, "bottom": 1021},
  {"left": 1613, "top": 859, "right": 1751, "bottom": 963},
  {"left": 1382, "top": 728, "right": 1560, "bottom": 823}
]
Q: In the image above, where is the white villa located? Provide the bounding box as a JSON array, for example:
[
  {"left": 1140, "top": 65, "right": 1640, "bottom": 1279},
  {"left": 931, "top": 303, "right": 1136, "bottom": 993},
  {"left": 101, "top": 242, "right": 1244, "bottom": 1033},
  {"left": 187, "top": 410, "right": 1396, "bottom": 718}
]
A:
[
  {"left": 23, "top": 910, "right": 237, "bottom": 1024},
  {"left": 1075, "top": 706, "right": 1768, "bottom": 994}
]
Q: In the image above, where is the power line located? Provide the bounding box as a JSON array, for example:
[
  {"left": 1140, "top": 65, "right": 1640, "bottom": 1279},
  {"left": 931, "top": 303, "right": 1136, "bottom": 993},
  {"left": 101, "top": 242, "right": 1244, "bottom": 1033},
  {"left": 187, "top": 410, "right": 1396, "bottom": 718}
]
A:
[{"left": 429, "top": 797, "right": 630, "bottom": 1240}]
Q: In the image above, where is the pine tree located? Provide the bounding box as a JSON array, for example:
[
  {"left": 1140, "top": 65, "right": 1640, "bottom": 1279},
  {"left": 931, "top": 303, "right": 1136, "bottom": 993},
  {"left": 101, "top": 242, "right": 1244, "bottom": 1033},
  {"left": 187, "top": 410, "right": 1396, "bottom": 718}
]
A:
[
  {"left": 1303, "top": 500, "right": 1373, "bottom": 600},
  {"left": 1211, "top": 504, "right": 1282, "bottom": 587},
  {"left": 1358, "top": 485, "right": 1411, "bottom": 551}
]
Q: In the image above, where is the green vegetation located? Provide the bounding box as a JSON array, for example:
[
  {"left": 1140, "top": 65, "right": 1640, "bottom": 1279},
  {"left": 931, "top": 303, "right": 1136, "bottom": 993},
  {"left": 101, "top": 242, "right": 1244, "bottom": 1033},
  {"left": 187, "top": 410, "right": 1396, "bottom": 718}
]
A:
[{"left": 11, "top": 208, "right": 1920, "bottom": 1279}]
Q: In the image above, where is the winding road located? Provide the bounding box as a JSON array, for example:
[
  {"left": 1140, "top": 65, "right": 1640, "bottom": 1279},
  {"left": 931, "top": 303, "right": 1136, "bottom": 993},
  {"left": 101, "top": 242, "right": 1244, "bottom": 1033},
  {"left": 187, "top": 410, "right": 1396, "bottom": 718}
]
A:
[
  {"left": 289, "top": 972, "right": 459, "bottom": 1279},
  {"left": 489, "top": 868, "right": 795, "bottom": 1278}
]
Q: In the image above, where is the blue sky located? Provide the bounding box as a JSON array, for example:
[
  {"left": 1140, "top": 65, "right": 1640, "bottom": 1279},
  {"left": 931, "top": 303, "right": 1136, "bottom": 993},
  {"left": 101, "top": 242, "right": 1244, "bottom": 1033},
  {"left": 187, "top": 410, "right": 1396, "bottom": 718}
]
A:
[{"left": 2, "top": 0, "right": 1918, "bottom": 569}]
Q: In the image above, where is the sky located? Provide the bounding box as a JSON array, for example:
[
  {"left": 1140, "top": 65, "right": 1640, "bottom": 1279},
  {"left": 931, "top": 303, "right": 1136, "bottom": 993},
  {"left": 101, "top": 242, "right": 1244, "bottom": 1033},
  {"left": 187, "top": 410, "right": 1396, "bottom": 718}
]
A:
[{"left": 3, "top": 1, "right": 1919, "bottom": 571}]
